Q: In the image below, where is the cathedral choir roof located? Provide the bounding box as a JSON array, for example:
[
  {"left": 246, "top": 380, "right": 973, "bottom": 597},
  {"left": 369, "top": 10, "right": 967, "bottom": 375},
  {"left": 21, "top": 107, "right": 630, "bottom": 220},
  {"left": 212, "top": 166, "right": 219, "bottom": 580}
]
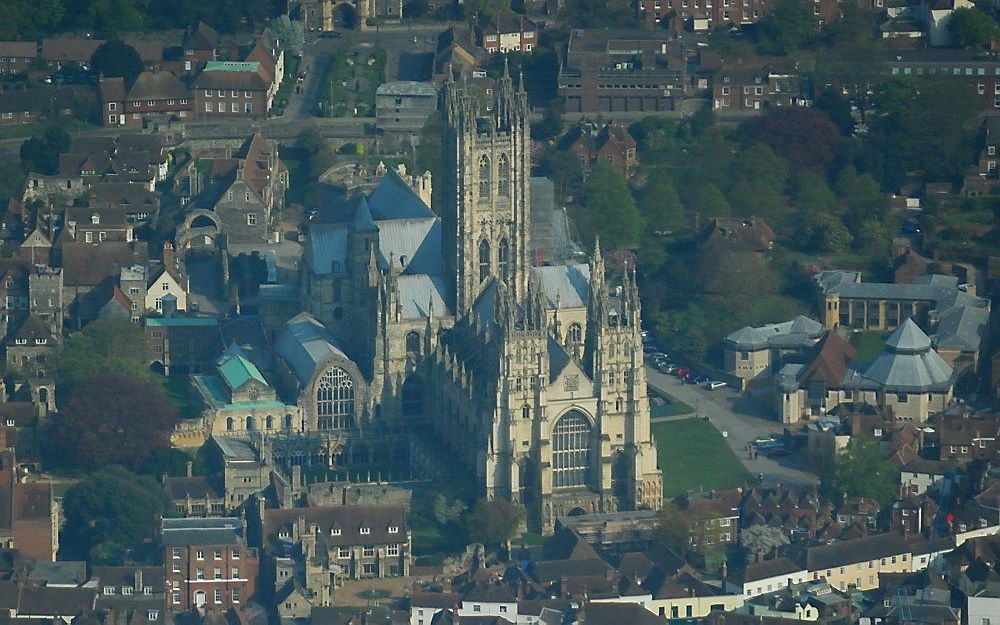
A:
[{"left": 274, "top": 312, "right": 351, "bottom": 384}]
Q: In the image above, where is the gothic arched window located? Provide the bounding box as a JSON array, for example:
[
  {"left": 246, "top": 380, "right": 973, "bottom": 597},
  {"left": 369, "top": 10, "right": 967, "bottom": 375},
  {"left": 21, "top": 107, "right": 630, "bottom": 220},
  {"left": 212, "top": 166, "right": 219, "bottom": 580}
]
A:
[
  {"left": 522, "top": 405, "right": 530, "bottom": 419},
  {"left": 498, "top": 238, "right": 510, "bottom": 281},
  {"left": 402, "top": 375, "right": 423, "bottom": 417},
  {"left": 227, "top": 417, "right": 234, "bottom": 431},
  {"left": 245, "top": 416, "right": 254, "bottom": 430},
  {"left": 497, "top": 153, "right": 510, "bottom": 197},
  {"left": 552, "top": 411, "right": 592, "bottom": 488},
  {"left": 568, "top": 323, "right": 582, "bottom": 345},
  {"left": 479, "top": 239, "right": 491, "bottom": 283},
  {"left": 405, "top": 330, "right": 421, "bottom": 356},
  {"left": 317, "top": 367, "right": 355, "bottom": 430},
  {"left": 266, "top": 415, "right": 273, "bottom": 429},
  {"left": 478, "top": 154, "right": 491, "bottom": 198}
]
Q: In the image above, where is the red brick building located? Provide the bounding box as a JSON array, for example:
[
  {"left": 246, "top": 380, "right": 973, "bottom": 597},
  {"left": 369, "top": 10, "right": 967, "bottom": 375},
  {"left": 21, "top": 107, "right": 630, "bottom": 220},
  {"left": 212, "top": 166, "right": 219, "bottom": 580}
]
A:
[
  {"left": 161, "top": 517, "right": 258, "bottom": 614},
  {"left": 0, "top": 42, "right": 37, "bottom": 76},
  {"left": 638, "top": 0, "right": 838, "bottom": 30},
  {"left": 183, "top": 22, "right": 221, "bottom": 75},
  {"left": 565, "top": 119, "right": 638, "bottom": 178},
  {"left": 144, "top": 313, "right": 222, "bottom": 375},
  {"left": 100, "top": 71, "right": 192, "bottom": 128},
  {"left": 473, "top": 13, "right": 538, "bottom": 54},
  {"left": 711, "top": 68, "right": 807, "bottom": 112},
  {"left": 0, "top": 440, "right": 58, "bottom": 562},
  {"left": 192, "top": 62, "right": 273, "bottom": 120}
]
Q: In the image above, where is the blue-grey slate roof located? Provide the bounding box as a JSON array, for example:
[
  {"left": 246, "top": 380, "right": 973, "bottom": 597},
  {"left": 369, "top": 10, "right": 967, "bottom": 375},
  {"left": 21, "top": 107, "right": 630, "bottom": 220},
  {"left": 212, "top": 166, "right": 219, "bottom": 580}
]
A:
[
  {"left": 368, "top": 172, "right": 435, "bottom": 220},
  {"left": 376, "top": 217, "right": 442, "bottom": 275},
  {"left": 307, "top": 225, "right": 348, "bottom": 276},
  {"left": 275, "top": 312, "right": 351, "bottom": 384},
  {"left": 533, "top": 263, "right": 590, "bottom": 309}
]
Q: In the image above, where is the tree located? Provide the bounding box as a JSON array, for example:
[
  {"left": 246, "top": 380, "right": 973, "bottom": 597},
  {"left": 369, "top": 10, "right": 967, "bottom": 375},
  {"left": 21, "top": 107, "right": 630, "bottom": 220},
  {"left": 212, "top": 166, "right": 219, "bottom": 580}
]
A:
[
  {"left": 432, "top": 495, "right": 467, "bottom": 525},
  {"left": 533, "top": 99, "right": 564, "bottom": 141},
  {"left": 20, "top": 126, "right": 71, "bottom": 176},
  {"left": 740, "top": 524, "right": 790, "bottom": 563},
  {"left": 654, "top": 502, "right": 693, "bottom": 554},
  {"left": 540, "top": 146, "right": 583, "bottom": 205},
  {"left": 756, "top": 0, "right": 816, "bottom": 54},
  {"left": 0, "top": 157, "right": 26, "bottom": 205},
  {"left": 60, "top": 466, "right": 170, "bottom": 560},
  {"left": 823, "top": 436, "right": 898, "bottom": 504},
  {"left": 48, "top": 374, "right": 178, "bottom": 471},
  {"left": 141, "top": 447, "right": 197, "bottom": 478},
  {"left": 90, "top": 542, "right": 128, "bottom": 566},
  {"left": 270, "top": 15, "right": 304, "bottom": 56},
  {"left": 0, "top": 0, "right": 65, "bottom": 39},
  {"left": 740, "top": 108, "right": 842, "bottom": 173},
  {"left": 814, "top": 87, "right": 854, "bottom": 135},
  {"left": 59, "top": 318, "right": 152, "bottom": 389},
  {"left": 90, "top": 40, "right": 143, "bottom": 89},
  {"left": 461, "top": 0, "right": 511, "bottom": 19},
  {"left": 78, "top": 0, "right": 148, "bottom": 36},
  {"left": 560, "top": 0, "right": 636, "bottom": 28},
  {"left": 639, "top": 175, "right": 684, "bottom": 233},
  {"left": 465, "top": 499, "right": 524, "bottom": 546},
  {"left": 575, "top": 162, "right": 644, "bottom": 250},
  {"left": 682, "top": 182, "right": 730, "bottom": 219},
  {"left": 949, "top": 7, "right": 1000, "bottom": 49}
]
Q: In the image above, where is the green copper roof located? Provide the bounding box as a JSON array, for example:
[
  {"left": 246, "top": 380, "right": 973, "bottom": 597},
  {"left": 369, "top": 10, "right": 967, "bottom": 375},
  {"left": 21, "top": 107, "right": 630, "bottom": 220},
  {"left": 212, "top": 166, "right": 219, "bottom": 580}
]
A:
[
  {"left": 218, "top": 351, "right": 268, "bottom": 391},
  {"left": 204, "top": 61, "right": 261, "bottom": 72}
]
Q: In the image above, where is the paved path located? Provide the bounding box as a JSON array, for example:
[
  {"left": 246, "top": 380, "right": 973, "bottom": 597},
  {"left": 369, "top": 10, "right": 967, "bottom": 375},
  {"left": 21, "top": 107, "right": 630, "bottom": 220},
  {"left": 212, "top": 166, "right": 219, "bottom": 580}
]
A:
[{"left": 646, "top": 367, "right": 819, "bottom": 489}]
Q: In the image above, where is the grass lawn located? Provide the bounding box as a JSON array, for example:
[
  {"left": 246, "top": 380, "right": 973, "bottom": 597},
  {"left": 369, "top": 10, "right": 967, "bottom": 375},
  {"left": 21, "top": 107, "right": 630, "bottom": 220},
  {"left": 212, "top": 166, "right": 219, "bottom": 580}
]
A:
[
  {"left": 652, "top": 418, "right": 753, "bottom": 499},
  {"left": 851, "top": 330, "right": 889, "bottom": 363},
  {"left": 159, "top": 375, "right": 194, "bottom": 417},
  {"left": 649, "top": 387, "right": 695, "bottom": 418}
]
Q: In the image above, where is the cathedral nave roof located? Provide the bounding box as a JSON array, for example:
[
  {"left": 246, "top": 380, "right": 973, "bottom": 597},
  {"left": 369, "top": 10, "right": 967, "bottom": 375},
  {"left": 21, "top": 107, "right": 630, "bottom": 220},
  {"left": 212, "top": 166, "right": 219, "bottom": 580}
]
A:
[
  {"left": 375, "top": 217, "right": 442, "bottom": 276},
  {"left": 533, "top": 263, "right": 590, "bottom": 309},
  {"left": 367, "top": 171, "right": 435, "bottom": 220},
  {"left": 396, "top": 274, "right": 453, "bottom": 319}
]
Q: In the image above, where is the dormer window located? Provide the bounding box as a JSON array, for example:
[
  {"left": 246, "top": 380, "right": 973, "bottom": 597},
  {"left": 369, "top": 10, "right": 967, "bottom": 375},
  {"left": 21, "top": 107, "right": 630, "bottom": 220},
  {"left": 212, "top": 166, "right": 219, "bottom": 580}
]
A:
[
  {"left": 278, "top": 529, "right": 290, "bottom": 538},
  {"left": 330, "top": 528, "right": 341, "bottom": 536},
  {"left": 388, "top": 525, "right": 399, "bottom": 534},
  {"left": 104, "top": 587, "right": 116, "bottom": 595},
  {"left": 91, "top": 214, "right": 100, "bottom": 224},
  {"left": 14, "top": 338, "right": 26, "bottom": 345},
  {"left": 35, "top": 338, "right": 47, "bottom": 345},
  {"left": 5, "top": 420, "right": 14, "bottom": 427},
  {"left": 360, "top": 526, "right": 371, "bottom": 535},
  {"left": 148, "top": 610, "right": 159, "bottom": 621}
]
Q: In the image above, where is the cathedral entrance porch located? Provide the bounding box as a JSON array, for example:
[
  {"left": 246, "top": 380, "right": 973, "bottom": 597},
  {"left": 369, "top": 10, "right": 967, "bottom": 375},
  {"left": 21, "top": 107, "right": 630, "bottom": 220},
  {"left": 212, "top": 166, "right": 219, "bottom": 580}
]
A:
[{"left": 538, "top": 490, "right": 618, "bottom": 535}]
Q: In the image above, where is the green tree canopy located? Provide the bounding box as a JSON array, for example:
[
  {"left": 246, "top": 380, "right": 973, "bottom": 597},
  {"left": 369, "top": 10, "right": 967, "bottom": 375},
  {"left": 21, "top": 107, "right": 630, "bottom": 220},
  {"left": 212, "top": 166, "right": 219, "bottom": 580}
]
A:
[
  {"left": 270, "top": 15, "right": 304, "bottom": 56},
  {"left": 560, "top": 0, "right": 636, "bottom": 28},
  {"left": 48, "top": 374, "right": 179, "bottom": 471},
  {"left": 823, "top": 436, "right": 899, "bottom": 504},
  {"left": 639, "top": 174, "right": 685, "bottom": 233},
  {"left": 59, "top": 318, "right": 152, "bottom": 389},
  {"left": 654, "top": 502, "right": 693, "bottom": 555},
  {"left": 533, "top": 99, "right": 565, "bottom": 141},
  {"left": 60, "top": 466, "right": 170, "bottom": 560},
  {"left": 90, "top": 40, "right": 143, "bottom": 89},
  {"left": 682, "top": 182, "right": 730, "bottom": 219},
  {"left": 0, "top": 0, "right": 65, "bottom": 39},
  {"left": 949, "top": 7, "right": 1000, "bottom": 48},
  {"left": 541, "top": 146, "right": 583, "bottom": 205},
  {"left": 465, "top": 499, "right": 525, "bottom": 547},
  {"left": 20, "top": 126, "right": 71, "bottom": 176},
  {"left": 575, "top": 162, "right": 644, "bottom": 250},
  {"left": 740, "top": 108, "right": 842, "bottom": 173},
  {"left": 756, "top": 0, "right": 816, "bottom": 54}
]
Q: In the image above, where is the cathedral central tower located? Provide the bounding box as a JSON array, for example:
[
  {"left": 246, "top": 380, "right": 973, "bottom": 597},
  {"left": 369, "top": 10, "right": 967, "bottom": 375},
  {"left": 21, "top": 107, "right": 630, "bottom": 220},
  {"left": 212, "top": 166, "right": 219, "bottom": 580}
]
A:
[{"left": 441, "top": 63, "right": 532, "bottom": 312}]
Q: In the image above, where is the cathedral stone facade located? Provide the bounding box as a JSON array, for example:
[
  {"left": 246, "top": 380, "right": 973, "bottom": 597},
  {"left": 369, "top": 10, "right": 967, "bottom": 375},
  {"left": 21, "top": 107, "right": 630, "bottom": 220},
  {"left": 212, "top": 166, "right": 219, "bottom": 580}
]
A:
[{"left": 301, "top": 67, "right": 661, "bottom": 532}]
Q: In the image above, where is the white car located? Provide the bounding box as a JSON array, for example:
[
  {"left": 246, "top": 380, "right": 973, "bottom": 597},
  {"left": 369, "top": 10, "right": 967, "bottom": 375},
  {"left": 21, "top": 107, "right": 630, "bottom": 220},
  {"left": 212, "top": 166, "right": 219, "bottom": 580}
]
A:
[{"left": 707, "top": 381, "right": 727, "bottom": 390}]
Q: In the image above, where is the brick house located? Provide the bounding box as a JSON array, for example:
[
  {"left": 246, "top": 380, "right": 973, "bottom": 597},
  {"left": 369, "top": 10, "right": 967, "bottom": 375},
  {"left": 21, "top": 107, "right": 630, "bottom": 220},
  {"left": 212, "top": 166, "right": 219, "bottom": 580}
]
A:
[
  {"left": 262, "top": 504, "right": 410, "bottom": 615},
  {"left": 712, "top": 68, "right": 807, "bottom": 112},
  {"left": 0, "top": 41, "right": 38, "bottom": 76},
  {"left": 0, "top": 444, "right": 59, "bottom": 562},
  {"left": 63, "top": 205, "right": 134, "bottom": 244},
  {"left": 100, "top": 71, "right": 192, "bottom": 128},
  {"left": 145, "top": 312, "right": 222, "bottom": 375},
  {"left": 473, "top": 13, "right": 538, "bottom": 54},
  {"left": 161, "top": 517, "right": 258, "bottom": 614},
  {"left": 684, "top": 488, "right": 741, "bottom": 548},
  {"left": 183, "top": 22, "right": 221, "bottom": 75},
  {"left": 192, "top": 62, "right": 273, "bottom": 120},
  {"left": 565, "top": 120, "right": 638, "bottom": 178},
  {"left": 639, "top": 0, "right": 838, "bottom": 30},
  {"left": 93, "top": 565, "right": 166, "bottom": 625},
  {"left": 61, "top": 240, "right": 149, "bottom": 328},
  {"left": 937, "top": 413, "right": 1000, "bottom": 463},
  {"left": 0, "top": 86, "right": 85, "bottom": 126}
]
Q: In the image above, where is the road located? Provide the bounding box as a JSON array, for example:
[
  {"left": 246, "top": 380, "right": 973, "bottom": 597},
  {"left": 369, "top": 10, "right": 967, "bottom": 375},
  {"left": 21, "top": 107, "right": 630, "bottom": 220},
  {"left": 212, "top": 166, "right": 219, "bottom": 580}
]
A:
[{"left": 645, "top": 366, "right": 820, "bottom": 489}]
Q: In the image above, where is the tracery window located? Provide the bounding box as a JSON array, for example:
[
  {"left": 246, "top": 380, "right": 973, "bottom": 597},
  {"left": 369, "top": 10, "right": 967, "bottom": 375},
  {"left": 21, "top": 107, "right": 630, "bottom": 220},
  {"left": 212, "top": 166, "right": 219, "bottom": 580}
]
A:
[
  {"left": 552, "top": 411, "right": 591, "bottom": 488},
  {"left": 498, "top": 238, "right": 510, "bottom": 281},
  {"left": 479, "top": 240, "right": 491, "bottom": 283},
  {"left": 497, "top": 153, "right": 510, "bottom": 196},
  {"left": 478, "top": 155, "right": 491, "bottom": 198},
  {"left": 317, "top": 367, "right": 355, "bottom": 429}
]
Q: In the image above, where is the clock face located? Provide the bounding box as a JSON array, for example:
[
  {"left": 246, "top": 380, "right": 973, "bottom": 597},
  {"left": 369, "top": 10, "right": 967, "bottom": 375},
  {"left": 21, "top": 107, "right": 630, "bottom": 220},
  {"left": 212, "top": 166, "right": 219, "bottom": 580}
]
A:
[{"left": 248, "top": 386, "right": 260, "bottom": 401}]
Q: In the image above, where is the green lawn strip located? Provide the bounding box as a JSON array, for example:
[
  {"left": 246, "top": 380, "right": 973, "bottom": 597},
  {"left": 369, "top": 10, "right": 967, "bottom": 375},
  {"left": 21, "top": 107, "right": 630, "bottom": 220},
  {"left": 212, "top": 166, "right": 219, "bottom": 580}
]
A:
[
  {"left": 652, "top": 418, "right": 753, "bottom": 499},
  {"left": 648, "top": 386, "right": 695, "bottom": 417},
  {"left": 851, "top": 330, "right": 889, "bottom": 363}
]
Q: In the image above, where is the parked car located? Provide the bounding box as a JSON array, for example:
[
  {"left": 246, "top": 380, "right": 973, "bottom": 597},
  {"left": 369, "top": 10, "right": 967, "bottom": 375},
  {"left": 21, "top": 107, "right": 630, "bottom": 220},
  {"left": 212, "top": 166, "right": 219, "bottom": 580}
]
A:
[
  {"left": 764, "top": 446, "right": 791, "bottom": 458},
  {"left": 751, "top": 435, "right": 777, "bottom": 446},
  {"left": 657, "top": 363, "right": 674, "bottom": 373},
  {"left": 706, "top": 381, "right": 727, "bottom": 390}
]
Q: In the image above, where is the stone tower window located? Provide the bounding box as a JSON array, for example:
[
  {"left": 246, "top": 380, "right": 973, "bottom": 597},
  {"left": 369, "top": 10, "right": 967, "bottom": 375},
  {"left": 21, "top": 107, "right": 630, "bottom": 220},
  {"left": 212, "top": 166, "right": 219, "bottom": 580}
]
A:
[
  {"left": 317, "top": 367, "right": 355, "bottom": 430},
  {"left": 497, "top": 153, "right": 510, "bottom": 196},
  {"left": 479, "top": 240, "right": 491, "bottom": 283},
  {"left": 522, "top": 405, "right": 530, "bottom": 419},
  {"left": 402, "top": 375, "right": 423, "bottom": 417},
  {"left": 405, "top": 330, "right": 421, "bottom": 356},
  {"left": 552, "top": 411, "right": 592, "bottom": 488},
  {"left": 498, "top": 238, "right": 510, "bottom": 281},
  {"left": 568, "top": 323, "right": 582, "bottom": 345},
  {"left": 478, "top": 154, "right": 491, "bottom": 198}
]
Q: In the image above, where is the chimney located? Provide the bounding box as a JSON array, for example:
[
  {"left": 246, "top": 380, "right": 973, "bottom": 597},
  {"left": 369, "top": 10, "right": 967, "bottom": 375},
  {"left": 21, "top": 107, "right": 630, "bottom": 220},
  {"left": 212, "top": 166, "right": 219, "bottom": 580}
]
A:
[
  {"left": 186, "top": 461, "right": 193, "bottom": 478},
  {"left": 135, "top": 568, "right": 142, "bottom": 593}
]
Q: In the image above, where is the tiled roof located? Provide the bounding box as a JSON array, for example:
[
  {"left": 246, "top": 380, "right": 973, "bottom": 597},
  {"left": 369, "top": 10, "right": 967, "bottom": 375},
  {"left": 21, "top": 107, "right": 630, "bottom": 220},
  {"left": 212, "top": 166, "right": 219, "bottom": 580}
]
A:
[
  {"left": 796, "top": 332, "right": 857, "bottom": 388},
  {"left": 0, "top": 42, "right": 37, "bottom": 58},
  {"left": 193, "top": 62, "right": 271, "bottom": 91},
  {"left": 61, "top": 241, "right": 148, "bottom": 287},
  {"left": 9, "top": 314, "right": 55, "bottom": 344},
  {"left": 160, "top": 517, "right": 246, "bottom": 547},
  {"left": 805, "top": 532, "right": 910, "bottom": 571},
  {"left": 263, "top": 504, "right": 407, "bottom": 549},
  {"left": 127, "top": 71, "right": 189, "bottom": 101},
  {"left": 733, "top": 556, "right": 806, "bottom": 584},
  {"left": 163, "top": 476, "right": 224, "bottom": 500}
]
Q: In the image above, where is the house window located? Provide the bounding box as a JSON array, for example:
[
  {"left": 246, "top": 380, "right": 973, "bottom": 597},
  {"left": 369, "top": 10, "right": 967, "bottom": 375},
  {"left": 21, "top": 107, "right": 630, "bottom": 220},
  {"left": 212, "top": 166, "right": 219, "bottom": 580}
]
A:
[
  {"left": 388, "top": 525, "right": 399, "bottom": 534},
  {"left": 232, "top": 567, "right": 239, "bottom": 579},
  {"left": 231, "top": 102, "right": 238, "bottom": 113},
  {"left": 172, "top": 591, "right": 180, "bottom": 604},
  {"left": 104, "top": 587, "right": 116, "bottom": 595},
  {"left": 162, "top": 282, "right": 169, "bottom": 291},
  {"left": 232, "top": 549, "right": 239, "bottom": 559},
  {"left": 218, "top": 103, "right": 225, "bottom": 112},
  {"left": 85, "top": 232, "right": 93, "bottom": 243},
  {"left": 363, "top": 545, "right": 375, "bottom": 557},
  {"left": 247, "top": 213, "right": 257, "bottom": 226},
  {"left": 108, "top": 114, "right": 117, "bottom": 124},
  {"left": 195, "top": 568, "right": 205, "bottom": 580},
  {"left": 205, "top": 103, "right": 212, "bottom": 112},
  {"left": 387, "top": 544, "right": 399, "bottom": 556},
  {"left": 148, "top": 611, "right": 158, "bottom": 621},
  {"left": 245, "top": 102, "right": 253, "bottom": 113},
  {"left": 339, "top": 547, "right": 350, "bottom": 558},
  {"left": 232, "top": 90, "right": 238, "bottom": 97},
  {"left": 155, "top": 298, "right": 163, "bottom": 310},
  {"left": 214, "top": 589, "right": 222, "bottom": 604},
  {"left": 331, "top": 528, "right": 341, "bottom": 536},
  {"left": 360, "top": 527, "right": 371, "bottom": 535},
  {"left": 245, "top": 192, "right": 252, "bottom": 202},
  {"left": 173, "top": 548, "right": 181, "bottom": 559},
  {"left": 231, "top": 588, "right": 240, "bottom": 603},
  {"left": 245, "top": 91, "right": 252, "bottom": 98},
  {"left": 214, "top": 568, "right": 222, "bottom": 580}
]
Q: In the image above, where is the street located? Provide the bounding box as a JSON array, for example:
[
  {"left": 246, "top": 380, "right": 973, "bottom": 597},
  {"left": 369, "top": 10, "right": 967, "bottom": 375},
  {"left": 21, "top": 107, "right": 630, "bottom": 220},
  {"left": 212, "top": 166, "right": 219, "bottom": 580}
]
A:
[{"left": 645, "top": 366, "right": 820, "bottom": 489}]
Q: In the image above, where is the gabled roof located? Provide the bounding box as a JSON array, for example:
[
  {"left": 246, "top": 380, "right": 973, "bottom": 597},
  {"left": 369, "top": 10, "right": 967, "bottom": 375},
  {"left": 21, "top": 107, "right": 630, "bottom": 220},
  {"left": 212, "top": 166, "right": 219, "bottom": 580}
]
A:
[
  {"left": 797, "top": 331, "right": 857, "bottom": 388},
  {"left": 368, "top": 171, "right": 434, "bottom": 220},
  {"left": 376, "top": 217, "right": 442, "bottom": 275},
  {"left": 263, "top": 505, "right": 406, "bottom": 549},
  {"left": 127, "top": 70, "right": 190, "bottom": 102},
  {"left": 274, "top": 312, "right": 351, "bottom": 385},
  {"left": 542, "top": 526, "right": 600, "bottom": 561},
  {"left": 532, "top": 264, "right": 590, "bottom": 309},
  {"left": 217, "top": 346, "right": 268, "bottom": 392},
  {"left": 185, "top": 22, "right": 220, "bottom": 50},
  {"left": 8, "top": 314, "right": 55, "bottom": 344},
  {"left": 396, "top": 274, "right": 453, "bottom": 319},
  {"left": 20, "top": 230, "right": 51, "bottom": 249}
]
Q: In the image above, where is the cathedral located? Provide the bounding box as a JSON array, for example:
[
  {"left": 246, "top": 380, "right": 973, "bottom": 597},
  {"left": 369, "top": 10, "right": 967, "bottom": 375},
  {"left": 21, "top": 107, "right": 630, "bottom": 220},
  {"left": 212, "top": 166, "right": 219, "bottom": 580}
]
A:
[{"left": 300, "top": 66, "right": 662, "bottom": 532}]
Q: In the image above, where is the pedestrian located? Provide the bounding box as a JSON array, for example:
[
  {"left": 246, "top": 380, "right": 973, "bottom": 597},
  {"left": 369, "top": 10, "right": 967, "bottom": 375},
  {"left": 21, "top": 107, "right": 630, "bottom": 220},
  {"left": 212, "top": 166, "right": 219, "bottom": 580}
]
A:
[{"left": 754, "top": 450, "right": 758, "bottom": 460}]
